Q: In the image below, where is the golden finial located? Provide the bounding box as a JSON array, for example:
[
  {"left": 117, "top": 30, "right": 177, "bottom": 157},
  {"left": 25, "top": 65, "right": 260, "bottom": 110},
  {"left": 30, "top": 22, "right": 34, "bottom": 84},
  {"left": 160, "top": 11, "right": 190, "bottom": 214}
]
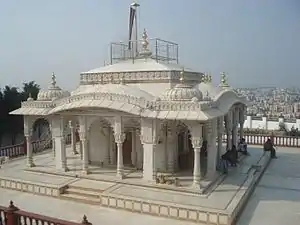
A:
[
  {"left": 51, "top": 72, "right": 56, "bottom": 87},
  {"left": 180, "top": 68, "right": 185, "bottom": 83},
  {"left": 219, "top": 72, "right": 229, "bottom": 87}
]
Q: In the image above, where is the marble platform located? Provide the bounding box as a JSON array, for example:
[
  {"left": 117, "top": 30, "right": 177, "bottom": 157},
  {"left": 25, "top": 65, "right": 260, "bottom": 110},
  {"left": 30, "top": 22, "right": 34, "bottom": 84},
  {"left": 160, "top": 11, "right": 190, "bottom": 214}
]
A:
[{"left": 0, "top": 146, "right": 270, "bottom": 225}]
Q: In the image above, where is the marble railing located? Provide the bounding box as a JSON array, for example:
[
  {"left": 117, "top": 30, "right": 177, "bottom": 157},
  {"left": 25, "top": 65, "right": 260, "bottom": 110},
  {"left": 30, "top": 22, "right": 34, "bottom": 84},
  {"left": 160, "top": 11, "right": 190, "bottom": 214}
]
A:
[
  {"left": 0, "top": 201, "right": 92, "bottom": 225},
  {"left": 0, "top": 134, "right": 73, "bottom": 158},
  {"left": 223, "top": 134, "right": 300, "bottom": 148}
]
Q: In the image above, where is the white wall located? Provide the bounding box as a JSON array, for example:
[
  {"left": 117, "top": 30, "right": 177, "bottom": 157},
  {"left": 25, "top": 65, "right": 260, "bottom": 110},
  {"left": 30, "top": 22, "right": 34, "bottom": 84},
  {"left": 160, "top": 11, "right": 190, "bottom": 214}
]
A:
[{"left": 243, "top": 116, "right": 300, "bottom": 131}]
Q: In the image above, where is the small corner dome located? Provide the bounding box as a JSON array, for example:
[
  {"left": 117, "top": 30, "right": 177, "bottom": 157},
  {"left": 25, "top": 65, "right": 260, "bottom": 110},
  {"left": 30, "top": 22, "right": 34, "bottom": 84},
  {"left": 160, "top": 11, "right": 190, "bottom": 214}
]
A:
[
  {"left": 37, "top": 73, "right": 70, "bottom": 101},
  {"left": 162, "top": 83, "right": 203, "bottom": 101}
]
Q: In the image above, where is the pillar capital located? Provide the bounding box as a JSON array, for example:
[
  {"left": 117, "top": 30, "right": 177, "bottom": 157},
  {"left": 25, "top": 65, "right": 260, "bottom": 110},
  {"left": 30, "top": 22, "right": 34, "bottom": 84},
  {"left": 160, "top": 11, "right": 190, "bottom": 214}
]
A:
[
  {"left": 191, "top": 136, "right": 203, "bottom": 150},
  {"left": 114, "top": 132, "right": 126, "bottom": 144}
]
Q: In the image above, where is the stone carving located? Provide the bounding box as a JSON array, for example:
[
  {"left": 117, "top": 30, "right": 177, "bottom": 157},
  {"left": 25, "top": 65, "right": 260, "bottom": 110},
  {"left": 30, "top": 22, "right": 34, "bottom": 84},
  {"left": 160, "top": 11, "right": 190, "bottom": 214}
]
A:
[
  {"left": 114, "top": 132, "right": 126, "bottom": 144},
  {"left": 190, "top": 136, "right": 203, "bottom": 149}
]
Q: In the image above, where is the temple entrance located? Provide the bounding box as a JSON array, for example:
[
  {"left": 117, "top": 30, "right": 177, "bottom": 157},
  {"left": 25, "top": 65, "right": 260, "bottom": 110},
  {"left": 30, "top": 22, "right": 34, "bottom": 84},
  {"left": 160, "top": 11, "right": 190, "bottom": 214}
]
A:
[
  {"left": 178, "top": 131, "right": 193, "bottom": 171},
  {"left": 123, "top": 132, "right": 132, "bottom": 166}
]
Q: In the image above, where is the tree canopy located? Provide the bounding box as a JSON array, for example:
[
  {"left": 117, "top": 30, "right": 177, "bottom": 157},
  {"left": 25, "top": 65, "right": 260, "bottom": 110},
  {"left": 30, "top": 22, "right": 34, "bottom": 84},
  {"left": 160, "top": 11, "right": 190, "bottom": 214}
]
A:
[{"left": 0, "top": 81, "right": 40, "bottom": 146}]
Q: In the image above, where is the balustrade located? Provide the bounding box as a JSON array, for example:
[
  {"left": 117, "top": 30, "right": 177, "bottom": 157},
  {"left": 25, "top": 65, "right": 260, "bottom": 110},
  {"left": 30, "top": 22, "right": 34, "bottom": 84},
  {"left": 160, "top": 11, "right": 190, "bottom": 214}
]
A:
[
  {"left": 0, "top": 133, "right": 77, "bottom": 160},
  {"left": 222, "top": 134, "right": 300, "bottom": 148},
  {"left": 0, "top": 201, "right": 92, "bottom": 225}
]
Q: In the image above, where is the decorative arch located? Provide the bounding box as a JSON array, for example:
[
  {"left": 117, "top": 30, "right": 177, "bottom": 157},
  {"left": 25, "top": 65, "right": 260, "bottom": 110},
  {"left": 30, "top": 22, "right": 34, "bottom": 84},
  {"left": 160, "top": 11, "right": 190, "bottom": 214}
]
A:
[
  {"left": 214, "top": 89, "right": 247, "bottom": 113},
  {"left": 31, "top": 117, "right": 50, "bottom": 140},
  {"left": 86, "top": 116, "right": 113, "bottom": 133}
]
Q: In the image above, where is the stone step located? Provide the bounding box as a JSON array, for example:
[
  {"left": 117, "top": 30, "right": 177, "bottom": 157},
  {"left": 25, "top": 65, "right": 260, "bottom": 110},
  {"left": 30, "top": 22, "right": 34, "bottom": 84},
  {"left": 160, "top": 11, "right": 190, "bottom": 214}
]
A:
[
  {"left": 67, "top": 184, "right": 106, "bottom": 193},
  {"left": 60, "top": 193, "right": 101, "bottom": 205},
  {"left": 64, "top": 188, "right": 101, "bottom": 199}
]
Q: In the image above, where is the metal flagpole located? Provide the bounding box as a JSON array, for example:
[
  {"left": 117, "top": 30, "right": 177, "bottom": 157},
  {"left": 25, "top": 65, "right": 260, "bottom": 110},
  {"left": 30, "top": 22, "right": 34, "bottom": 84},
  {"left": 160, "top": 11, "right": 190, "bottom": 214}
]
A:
[{"left": 131, "top": 1, "right": 140, "bottom": 57}]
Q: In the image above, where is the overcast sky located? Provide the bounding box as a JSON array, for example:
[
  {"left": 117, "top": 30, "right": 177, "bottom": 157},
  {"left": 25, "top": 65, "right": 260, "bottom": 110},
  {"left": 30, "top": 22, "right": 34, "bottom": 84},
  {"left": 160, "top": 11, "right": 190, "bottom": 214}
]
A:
[{"left": 0, "top": 0, "right": 299, "bottom": 91}]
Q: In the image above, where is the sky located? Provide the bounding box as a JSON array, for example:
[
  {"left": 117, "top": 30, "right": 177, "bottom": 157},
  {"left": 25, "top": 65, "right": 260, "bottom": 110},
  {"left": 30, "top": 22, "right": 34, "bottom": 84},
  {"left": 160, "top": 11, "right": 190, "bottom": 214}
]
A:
[{"left": 0, "top": 0, "right": 299, "bottom": 90}]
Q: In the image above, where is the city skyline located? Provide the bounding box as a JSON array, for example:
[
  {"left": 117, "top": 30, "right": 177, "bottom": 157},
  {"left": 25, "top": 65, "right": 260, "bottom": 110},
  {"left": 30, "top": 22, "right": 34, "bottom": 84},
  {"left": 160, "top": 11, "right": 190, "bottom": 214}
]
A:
[{"left": 0, "top": 0, "right": 299, "bottom": 90}]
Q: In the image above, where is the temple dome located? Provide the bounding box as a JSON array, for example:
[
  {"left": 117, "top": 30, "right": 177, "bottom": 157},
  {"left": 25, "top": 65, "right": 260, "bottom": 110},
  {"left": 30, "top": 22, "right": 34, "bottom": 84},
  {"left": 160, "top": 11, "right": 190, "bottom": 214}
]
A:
[
  {"left": 37, "top": 73, "right": 70, "bottom": 101},
  {"left": 162, "top": 83, "right": 203, "bottom": 102}
]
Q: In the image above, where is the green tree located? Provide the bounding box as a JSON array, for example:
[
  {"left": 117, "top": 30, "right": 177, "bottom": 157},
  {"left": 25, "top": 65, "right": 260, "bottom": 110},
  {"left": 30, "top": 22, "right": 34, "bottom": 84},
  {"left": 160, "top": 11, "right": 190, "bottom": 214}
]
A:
[
  {"left": 21, "top": 81, "right": 40, "bottom": 100},
  {"left": 0, "top": 81, "right": 40, "bottom": 146}
]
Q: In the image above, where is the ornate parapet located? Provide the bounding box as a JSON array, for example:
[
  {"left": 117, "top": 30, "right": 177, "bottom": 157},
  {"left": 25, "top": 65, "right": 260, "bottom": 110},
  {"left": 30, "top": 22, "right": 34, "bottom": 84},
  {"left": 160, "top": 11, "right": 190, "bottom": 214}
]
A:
[{"left": 79, "top": 70, "right": 203, "bottom": 85}]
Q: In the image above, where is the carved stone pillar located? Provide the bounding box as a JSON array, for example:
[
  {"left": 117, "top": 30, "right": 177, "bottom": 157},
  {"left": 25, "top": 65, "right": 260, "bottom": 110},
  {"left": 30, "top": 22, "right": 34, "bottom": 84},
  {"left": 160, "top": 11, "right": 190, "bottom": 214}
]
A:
[
  {"left": 239, "top": 106, "right": 245, "bottom": 139},
  {"left": 207, "top": 119, "right": 218, "bottom": 179},
  {"left": 131, "top": 129, "right": 137, "bottom": 167},
  {"left": 113, "top": 116, "right": 125, "bottom": 178},
  {"left": 108, "top": 128, "right": 115, "bottom": 165},
  {"left": 225, "top": 112, "right": 233, "bottom": 150},
  {"left": 217, "top": 117, "right": 224, "bottom": 162},
  {"left": 167, "top": 124, "right": 176, "bottom": 173},
  {"left": 69, "top": 121, "right": 78, "bottom": 155},
  {"left": 232, "top": 107, "right": 239, "bottom": 147},
  {"left": 25, "top": 133, "right": 34, "bottom": 167},
  {"left": 24, "top": 116, "right": 35, "bottom": 167},
  {"left": 78, "top": 116, "right": 89, "bottom": 174},
  {"left": 136, "top": 129, "right": 143, "bottom": 170},
  {"left": 52, "top": 116, "right": 68, "bottom": 172},
  {"left": 141, "top": 118, "right": 159, "bottom": 181},
  {"left": 189, "top": 123, "right": 203, "bottom": 189}
]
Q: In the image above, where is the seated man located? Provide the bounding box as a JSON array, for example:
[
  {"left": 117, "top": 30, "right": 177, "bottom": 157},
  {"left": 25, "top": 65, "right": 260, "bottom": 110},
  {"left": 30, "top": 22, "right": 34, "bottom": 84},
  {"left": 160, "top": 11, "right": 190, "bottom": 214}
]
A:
[
  {"left": 263, "top": 138, "right": 277, "bottom": 159},
  {"left": 222, "top": 146, "right": 238, "bottom": 167},
  {"left": 238, "top": 138, "right": 248, "bottom": 155}
]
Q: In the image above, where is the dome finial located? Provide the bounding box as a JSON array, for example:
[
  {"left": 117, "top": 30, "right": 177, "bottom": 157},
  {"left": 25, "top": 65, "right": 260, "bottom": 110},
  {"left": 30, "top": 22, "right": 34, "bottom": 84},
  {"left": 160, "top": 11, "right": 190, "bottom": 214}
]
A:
[
  {"left": 202, "top": 73, "right": 208, "bottom": 83},
  {"left": 139, "top": 28, "right": 152, "bottom": 57},
  {"left": 51, "top": 72, "right": 56, "bottom": 87},
  {"left": 219, "top": 72, "right": 229, "bottom": 88},
  {"left": 180, "top": 67, "right": 185, "bottom": 83},
  {"left": 27, "top": 92, "right": 33, "bottom": 101}
]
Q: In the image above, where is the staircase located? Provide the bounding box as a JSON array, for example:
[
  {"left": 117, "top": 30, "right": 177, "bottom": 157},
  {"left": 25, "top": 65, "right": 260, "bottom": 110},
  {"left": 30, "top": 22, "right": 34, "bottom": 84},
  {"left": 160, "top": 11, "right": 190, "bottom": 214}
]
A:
[{"left": 61, "top": 184, "right": 102, "bottom": 205}]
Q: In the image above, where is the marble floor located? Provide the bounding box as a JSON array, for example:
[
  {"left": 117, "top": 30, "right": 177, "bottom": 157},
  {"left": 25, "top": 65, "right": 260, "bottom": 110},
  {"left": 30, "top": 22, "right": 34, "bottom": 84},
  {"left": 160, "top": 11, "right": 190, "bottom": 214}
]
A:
[
  {"left": 0, "top": 146, "right": 268, "bottom": 224},
  {"left": 237, "top": 146, "right": 300, "bottom": 225}
]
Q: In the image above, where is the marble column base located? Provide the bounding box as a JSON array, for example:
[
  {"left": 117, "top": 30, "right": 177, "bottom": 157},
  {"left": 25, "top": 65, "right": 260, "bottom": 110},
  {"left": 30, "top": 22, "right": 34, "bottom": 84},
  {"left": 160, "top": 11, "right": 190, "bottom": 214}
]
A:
[
  {"left": 26, "top": 162, "right": 35, "bottom": 168},
  {"left": 191, "top": 182, "right": 202, "bottom": 190},
  {"left": 116, "top": 172, "right": 124, "bottom": 179}
]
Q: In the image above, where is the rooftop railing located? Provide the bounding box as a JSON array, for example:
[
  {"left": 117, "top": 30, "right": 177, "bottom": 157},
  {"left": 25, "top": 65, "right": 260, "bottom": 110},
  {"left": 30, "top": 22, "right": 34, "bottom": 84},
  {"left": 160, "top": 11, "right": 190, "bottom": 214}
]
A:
[{"left": 0, "top": 201, "right": 92, "bottom": 225}]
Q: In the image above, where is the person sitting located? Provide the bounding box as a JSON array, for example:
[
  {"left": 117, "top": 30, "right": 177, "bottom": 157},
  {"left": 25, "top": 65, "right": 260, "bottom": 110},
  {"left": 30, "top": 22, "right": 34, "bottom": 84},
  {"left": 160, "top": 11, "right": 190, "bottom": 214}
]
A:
[
  {"left": 222, "top": 147, "right": 238, "bottom": 167},
  {"left": 263, "top": 138, "right": 277, "bottom": 159},
  {"left": 238, "top": 138, "right": 248, "bottom": 155},
  {"left": 230, "top": 145, "right": 238, "bottom": 166}
]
